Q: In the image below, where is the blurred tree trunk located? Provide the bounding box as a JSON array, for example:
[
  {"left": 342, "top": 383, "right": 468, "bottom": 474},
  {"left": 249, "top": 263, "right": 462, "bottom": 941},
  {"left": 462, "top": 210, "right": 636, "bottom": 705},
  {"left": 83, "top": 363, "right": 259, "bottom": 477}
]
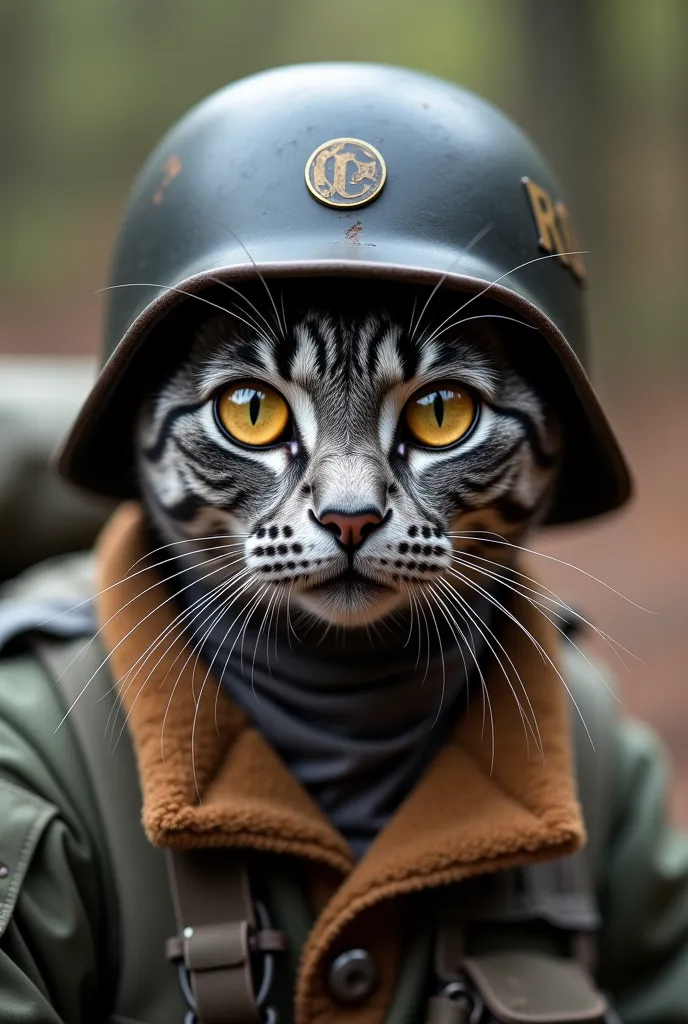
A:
[
  {"left": 521, "top": 0, "right": 613, "bottom": 376},
  {"left": 521, "top": 0, "right": 602, "bottom": 254},
  {"left": 522, "top": 0, "right": 686, "bottom": 373}
]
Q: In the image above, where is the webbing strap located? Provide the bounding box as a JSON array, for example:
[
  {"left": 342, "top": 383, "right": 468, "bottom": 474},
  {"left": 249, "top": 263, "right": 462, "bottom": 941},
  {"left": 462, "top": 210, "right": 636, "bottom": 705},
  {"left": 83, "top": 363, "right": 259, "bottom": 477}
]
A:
[
  {"left": 438, "top": 855, "right": 600, "bottom": 931},
  {"left": 165, "top": 849, "right": 261, "bottom": 1024}
]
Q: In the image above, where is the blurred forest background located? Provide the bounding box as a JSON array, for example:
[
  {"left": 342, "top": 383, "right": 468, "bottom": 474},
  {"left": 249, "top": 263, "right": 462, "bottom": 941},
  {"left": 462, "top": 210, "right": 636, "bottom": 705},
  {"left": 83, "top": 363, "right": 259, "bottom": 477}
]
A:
[{"left": 0, "top": 1, "right": 686, "bottom": 818}]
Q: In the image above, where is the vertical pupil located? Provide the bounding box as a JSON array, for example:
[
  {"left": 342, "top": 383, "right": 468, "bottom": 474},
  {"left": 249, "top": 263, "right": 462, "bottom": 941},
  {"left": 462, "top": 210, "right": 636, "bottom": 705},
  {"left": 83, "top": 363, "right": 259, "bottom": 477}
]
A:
[
  {"left": 433, "top": 392, "right": 444, "bottom": 427},
  {"left": 249, "top": 392, "right": 261, "bottom": 425}
]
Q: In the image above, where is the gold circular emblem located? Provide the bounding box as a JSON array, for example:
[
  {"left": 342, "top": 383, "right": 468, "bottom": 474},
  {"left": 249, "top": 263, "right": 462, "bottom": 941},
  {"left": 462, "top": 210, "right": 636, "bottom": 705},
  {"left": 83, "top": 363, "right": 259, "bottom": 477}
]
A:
[{"left": 305, "top": 138, "right": 387, "bottom": 209}]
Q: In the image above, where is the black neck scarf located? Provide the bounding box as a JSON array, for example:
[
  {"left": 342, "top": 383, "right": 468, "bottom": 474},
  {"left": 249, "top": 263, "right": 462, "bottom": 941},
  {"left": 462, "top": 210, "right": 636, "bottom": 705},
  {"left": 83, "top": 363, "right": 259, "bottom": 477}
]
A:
[{"left": 176, "top": 570, "right": 492, "bottom": 857}]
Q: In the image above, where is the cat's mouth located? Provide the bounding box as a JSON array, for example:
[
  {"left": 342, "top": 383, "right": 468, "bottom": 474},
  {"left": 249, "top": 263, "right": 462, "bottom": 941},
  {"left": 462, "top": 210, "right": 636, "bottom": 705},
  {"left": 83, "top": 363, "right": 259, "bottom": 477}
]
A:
[
  {"left": 295, "top": 564, "right": 405, "bottom": 625},
  {"left": 306, "top": 567, "right": 391, "bottom": 592}
]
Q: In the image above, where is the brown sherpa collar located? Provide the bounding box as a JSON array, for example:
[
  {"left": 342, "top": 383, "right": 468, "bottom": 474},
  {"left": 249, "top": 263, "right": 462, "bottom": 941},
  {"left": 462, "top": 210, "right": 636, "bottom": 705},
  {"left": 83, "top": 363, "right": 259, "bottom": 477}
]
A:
[{"left": 96, "top": 503, "right": 584, "bottom": 1024}]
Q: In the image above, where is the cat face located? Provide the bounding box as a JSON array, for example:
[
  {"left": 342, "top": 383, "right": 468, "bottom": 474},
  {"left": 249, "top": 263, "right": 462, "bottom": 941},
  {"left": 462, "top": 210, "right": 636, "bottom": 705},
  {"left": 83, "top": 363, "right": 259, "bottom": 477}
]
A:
[{"left": 136, "top": 295, "right": 559, "bottom": 627}]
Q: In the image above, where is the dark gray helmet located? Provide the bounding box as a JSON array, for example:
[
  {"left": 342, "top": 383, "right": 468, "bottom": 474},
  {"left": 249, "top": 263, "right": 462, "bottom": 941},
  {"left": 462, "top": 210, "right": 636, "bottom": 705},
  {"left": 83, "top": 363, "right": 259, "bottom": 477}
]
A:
[{"left": 58, "top": 62, "right": 631, "bottom": 524}]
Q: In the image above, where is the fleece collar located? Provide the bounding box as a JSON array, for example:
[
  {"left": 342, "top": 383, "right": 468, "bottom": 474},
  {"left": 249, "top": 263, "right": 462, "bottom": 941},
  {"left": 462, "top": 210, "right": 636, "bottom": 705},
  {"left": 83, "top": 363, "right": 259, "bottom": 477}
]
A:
[{"left": 96, "top": 504, "right": 584, "bottom": 1024}]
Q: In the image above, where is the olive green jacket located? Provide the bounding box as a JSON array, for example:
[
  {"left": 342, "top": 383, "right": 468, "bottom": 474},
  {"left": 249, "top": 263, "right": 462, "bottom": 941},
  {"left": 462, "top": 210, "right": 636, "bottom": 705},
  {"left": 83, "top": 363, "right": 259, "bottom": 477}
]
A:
[{"left": 0, "top": 552, "right": 687, "bottom": 1024}]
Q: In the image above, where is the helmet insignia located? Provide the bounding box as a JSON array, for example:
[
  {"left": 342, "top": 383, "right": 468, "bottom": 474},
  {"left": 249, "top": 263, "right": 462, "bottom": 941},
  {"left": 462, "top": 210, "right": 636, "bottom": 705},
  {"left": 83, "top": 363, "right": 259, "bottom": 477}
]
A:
[
  {"left": 305, "top": 138, "right": 386, "bottom": 208},
  {"left": 522, "top": 177, "right": 587, "bottom": 285}
]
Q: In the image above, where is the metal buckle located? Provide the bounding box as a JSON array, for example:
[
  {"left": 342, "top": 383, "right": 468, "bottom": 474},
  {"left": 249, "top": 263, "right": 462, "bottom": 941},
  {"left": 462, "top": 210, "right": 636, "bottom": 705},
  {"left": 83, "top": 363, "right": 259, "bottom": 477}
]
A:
[{"left": 440, "top": 980, "right": 485, "bottom": 1024}]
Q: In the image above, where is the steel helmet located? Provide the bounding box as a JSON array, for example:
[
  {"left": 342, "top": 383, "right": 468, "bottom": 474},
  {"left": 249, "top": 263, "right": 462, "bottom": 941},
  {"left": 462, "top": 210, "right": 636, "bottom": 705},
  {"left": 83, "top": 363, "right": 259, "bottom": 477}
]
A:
[{"left": 58, "top": 62, "right": 631, "bottom": 524}]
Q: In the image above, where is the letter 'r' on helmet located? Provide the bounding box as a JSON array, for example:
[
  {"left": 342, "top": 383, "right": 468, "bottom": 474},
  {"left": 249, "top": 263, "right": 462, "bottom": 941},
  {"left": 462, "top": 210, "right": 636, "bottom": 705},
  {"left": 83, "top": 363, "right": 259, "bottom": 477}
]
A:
[{"left": 57, "top": 63, "right": 631, "bottom": 524}]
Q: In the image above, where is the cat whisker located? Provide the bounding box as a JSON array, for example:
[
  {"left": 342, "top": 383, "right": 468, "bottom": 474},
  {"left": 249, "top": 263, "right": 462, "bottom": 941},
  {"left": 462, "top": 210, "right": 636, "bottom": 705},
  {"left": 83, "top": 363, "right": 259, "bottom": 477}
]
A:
[
  {"left": 150, "top": 573, "right": 257, "bottom": 758},
  {"left": 239, "top": 584, "right": 273, "bottom": 677},
  {"left": 410, "top": 586, "right": 432, "bottom": 685},
  {"left": 268, "top": 586, "right": 285, "bottom": 669},
  {"left": 438, "top": 577, "right": 540, "bottom": 753},
  {"left": 436, "top": 576, "right": 541, "bottom": 762},
  {"left": 424, "top": 582, "right": 472, "bottom": 698},
  {"left": 38, "top": 537, "right": 246, "bottom": 630},
  {"left": 414, "top": 248, "right": 588, "bottom": 349},
  {"left": 213, "top": 579, "right": 281, "bottom": 735},
  {"left": 401, "top": 584, "right": 417, "bottom": 650},
  {"left": 424, "top": 583, "right": 472, "bottom": 724},
  {"left": 104, "top": 572, "right": 235, "bottom": 743},
  {"left": 407, "top": 294, "right": 418, "bottom": 341},
  {"left": 285, "top": 582, "right": 300, "bottom": 650},
  {"left": 420, "top": 313, "right": 537, "bottom": 351},
  {"left": 105, "top": 552, "right": 249, "bottom": 713},
  {"left": 102, "top": 571, "right": 238, "bottom": 742},
  {"left": 156, "top": 568, "right": 256, "bottom": 703},
  {"left": 186, "top": 571, "right": 259, "bottom": 705},
  {"left": 125, "top": 533, "right": 248, "bottom": 573},
  {"left": 98, "top": 281, "right": 275, "bottom": 345},
  {"left": 448, "top": 531, "right": 653, "bottom": 612},
  {"left": 279, "top": 290, "right": 287, "bottom": 343},
  {"left": 189, "top": 580, "right": 267, "bottom": 801},
  {"left": 409, "top": 589, "right": 424, "bottom": 674},
  {"left": 418, "top": 589, "right": 446, "bottom": 728},
  {"left": 463, "top": 564, "right": 622, "bottom": 706},
  {"left": 188, "top": 577, "right": 266, "bottom": 798},
  {"left": 205, "top": 580, "right": 275, "bottom": 695},
  {"left": 425, "top": 582, "right": 496, "bottom": 768},
  {"left": 450, "top": 550, "right": 633, "bottom": 676},
  {"left": 209, "top": 221, "right": 288, "bottom": 339},
  {"left": 446, "top": 565, "right": 594, "bottom": 750},
  {"left": 180, "top": 574, "right": 269, "bottom": 742},
  {"left": 111, "top": 567, "right": 253, "bottom": 752},
  {"left": 206, "top": 277, "right": 282, "bottom": 348},
  {"left": 251, "top": 587, "right": 281, "bottom": 699},
  {"left": 408, "top": 222, "right": 493, "bottom": 342},
  {"left": 55, "top": 550, "right": 246, "bottom": 734}
]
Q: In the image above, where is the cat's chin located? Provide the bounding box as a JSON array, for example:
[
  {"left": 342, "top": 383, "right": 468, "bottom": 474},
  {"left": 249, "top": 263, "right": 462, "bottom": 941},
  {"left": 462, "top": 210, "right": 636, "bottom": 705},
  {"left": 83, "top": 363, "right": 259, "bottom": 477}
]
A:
[{"left": 295, "top": 574, "right": 405, "bottom": 627}]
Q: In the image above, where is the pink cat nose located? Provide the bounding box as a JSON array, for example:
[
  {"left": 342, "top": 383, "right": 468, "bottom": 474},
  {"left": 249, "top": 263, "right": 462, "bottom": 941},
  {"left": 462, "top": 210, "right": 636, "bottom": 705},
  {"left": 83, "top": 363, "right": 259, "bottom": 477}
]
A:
[{"left": 318, "top": 509, "right": 383, "bottom": 548}]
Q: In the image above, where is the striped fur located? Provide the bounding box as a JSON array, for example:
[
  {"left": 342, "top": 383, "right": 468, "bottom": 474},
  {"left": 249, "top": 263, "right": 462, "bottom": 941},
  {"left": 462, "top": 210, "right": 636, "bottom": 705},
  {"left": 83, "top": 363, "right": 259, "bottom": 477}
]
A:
[{"left": 136, "top": 301, "right": 559, "bottom": 626}]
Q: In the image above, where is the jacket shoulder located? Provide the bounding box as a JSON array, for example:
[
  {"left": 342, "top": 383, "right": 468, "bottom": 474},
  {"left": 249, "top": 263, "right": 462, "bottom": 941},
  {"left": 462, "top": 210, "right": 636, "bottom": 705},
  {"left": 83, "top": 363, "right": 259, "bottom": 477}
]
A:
[
  {"left": 0, "top": 649, "right": 101, "bottom": 834},
  {"left": 0, "top": 648, "right": 119, "bottom": 1021}
]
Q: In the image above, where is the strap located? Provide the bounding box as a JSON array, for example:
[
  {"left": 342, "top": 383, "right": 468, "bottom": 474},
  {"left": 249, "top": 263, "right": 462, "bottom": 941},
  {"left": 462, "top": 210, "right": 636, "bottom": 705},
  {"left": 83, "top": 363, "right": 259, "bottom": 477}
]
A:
[
  {"left": 166, "top": 848, "right": 280, "bottom": 1024},
  {"left": 440, "top": 856, "right": 599, "bottom": 933},
  {"left": 462, "top": 952, "right": 607, "bottom": 1023},
  {"left": 428, "top": 852, "right": 605, "bottom": 1022},
  {"left": 427, "top": 942, "right": 608, "bottom": 1024}
]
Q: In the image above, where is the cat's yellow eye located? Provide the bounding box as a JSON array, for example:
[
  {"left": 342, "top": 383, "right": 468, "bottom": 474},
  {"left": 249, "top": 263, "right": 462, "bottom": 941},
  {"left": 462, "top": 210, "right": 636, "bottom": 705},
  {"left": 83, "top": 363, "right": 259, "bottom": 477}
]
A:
[
  {"left": 216, "top": 382, "right": 290, "bottom": 446},
  {"left": 404, "top": 383, "right": 477, "bottom": 447}
]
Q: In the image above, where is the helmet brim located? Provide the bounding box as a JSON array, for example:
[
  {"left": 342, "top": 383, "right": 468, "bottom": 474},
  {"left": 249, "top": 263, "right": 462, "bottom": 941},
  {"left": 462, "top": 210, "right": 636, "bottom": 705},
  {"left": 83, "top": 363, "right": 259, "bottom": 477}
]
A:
[{"left": 56, "top": 257, "right": 632, "bottom": 526}]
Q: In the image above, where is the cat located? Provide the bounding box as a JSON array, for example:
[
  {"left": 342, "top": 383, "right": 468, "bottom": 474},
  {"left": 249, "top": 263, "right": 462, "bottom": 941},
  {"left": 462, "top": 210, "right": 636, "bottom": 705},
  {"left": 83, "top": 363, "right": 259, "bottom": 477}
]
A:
[{"left": 134, "top": 284, "right": 560, "bottom": 635}]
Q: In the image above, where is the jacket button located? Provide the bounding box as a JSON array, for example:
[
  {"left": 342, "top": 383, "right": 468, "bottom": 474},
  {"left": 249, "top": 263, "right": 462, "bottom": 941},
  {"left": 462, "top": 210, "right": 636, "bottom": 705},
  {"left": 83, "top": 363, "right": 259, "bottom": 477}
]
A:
[{"left": 327, "top": 948, "right": 377, "bottom": 1005}]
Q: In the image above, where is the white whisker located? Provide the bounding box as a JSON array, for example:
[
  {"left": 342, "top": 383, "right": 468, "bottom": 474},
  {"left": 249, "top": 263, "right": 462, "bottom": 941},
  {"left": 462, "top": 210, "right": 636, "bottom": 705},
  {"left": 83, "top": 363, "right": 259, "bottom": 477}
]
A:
[
  {"left": 437, "top": 577, "right": 542, "bottom": 761},
  {"left": 446, "top": 566, "right": 593, "bottom": 751},
  {"left": 449, "top": 531, "right": 652, "bottom": 612},
  {"left": 427, "top": 582, "right": 495, "bottom": 766}
]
